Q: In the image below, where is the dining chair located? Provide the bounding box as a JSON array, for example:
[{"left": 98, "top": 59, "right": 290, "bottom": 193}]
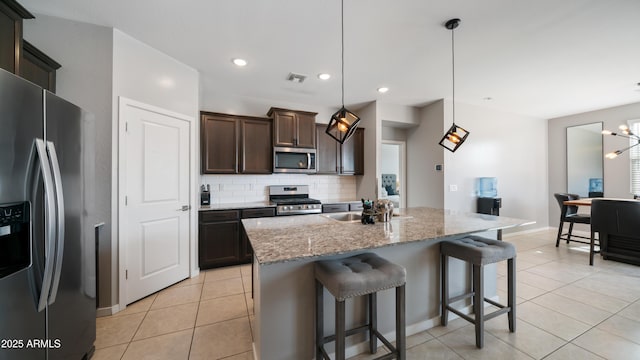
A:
[
  {"left": 590, "top": 199, "right": 640, "bottom": 266},
  {"left": 553, "top": 193, "right": 591, "bottom": 247}
]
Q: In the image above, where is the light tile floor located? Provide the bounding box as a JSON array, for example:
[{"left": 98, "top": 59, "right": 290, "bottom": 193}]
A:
[{"left": 93, "top": 229, "right": 640, "bottom": 359}]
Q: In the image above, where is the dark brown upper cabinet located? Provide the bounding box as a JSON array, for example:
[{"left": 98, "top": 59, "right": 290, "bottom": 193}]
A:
[
  {"left": 267, "top": 107, "right": 317, "bottom": 148},
  {"left": 0, "top": 1, "right": 60, "bottom": 92},
  {"left": 0, "top": 0, "right": 33, "bottom": 75},
  {"left": 341, "top": 127, "right": 364, "bottom": 175},
  {"left": 21, "top": 40, "right": 61, "bottom": 92},
  {"left": 316, "top": 124, "right": 339, "bottom": 174},
  {"left": 316, "top": 124, "right": 364, "bottom": 175},
  {"left": 201, "top": 112, "right": 272, "bottom": 174},
  {"left": 240, "top": 117, "right": 273, "bottom": 174}
]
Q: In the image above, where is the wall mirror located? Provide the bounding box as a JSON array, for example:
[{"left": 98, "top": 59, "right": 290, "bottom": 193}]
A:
[
  {"left": 567, "top": 122, "right": 603, "bottom": 197},
  {"left": 380, "top": 141, "right": 406, "bottom": 208}
]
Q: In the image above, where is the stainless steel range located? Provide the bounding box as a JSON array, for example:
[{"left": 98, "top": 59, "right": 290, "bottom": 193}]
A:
[{"left": 269, "top": 185, "right": 322, "bottom": 215}]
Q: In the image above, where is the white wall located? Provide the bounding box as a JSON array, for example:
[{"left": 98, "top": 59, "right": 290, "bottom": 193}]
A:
[
  {"left": 406, "top": 100, "right": 445, "bottom": 208},
  {"left": 378, "top": 102, "right": 419, "bottom": 126},
  {"left": 112, "top": 30, "right": 199, "bottom": 119},
  {"left": 380, "top": 143, "right": 400, "bottom": 176},
  {"left": 382, "top": 125, "right": 408, "bottom": 142},
  {"left": 443, "top": 102, "right": 548, "bottom": 231},
  {"left": 548, "top": 101, "right": 640, "bottom": 226},
  {"left": 23, "top": 14, "right": 115, "bottom": 309},
  {"left": 355, "top": 102, "right": 379, "bottom": 200},
  {"left": 112, "top": 29, "right": 200, "bottom": 310},
  {"left": 200, "top": 87, "right": 337, "bottom": 124}
]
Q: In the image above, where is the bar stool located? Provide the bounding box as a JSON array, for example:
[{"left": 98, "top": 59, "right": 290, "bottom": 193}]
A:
[
  {"left": 440, "top": 235, "right": 516, "bottom": 348},
  {"left": 315, "top": 252, "right": 406, "bottom": 360}
]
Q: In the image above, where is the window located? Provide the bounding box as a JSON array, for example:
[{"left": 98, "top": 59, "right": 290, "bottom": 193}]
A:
[{"left": 629, "top": 119, "right": 640, "bottom": 196}]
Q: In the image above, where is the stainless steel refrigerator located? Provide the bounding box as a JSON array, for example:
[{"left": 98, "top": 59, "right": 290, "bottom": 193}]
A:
[{"left": 0, "top": 69, "right": 96, "bottom": 359}]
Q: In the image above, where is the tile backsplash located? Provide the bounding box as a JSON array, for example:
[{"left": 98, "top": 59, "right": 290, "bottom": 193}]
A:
[{"left": 200, "top": 174, "right": 357, "bottom": 204}]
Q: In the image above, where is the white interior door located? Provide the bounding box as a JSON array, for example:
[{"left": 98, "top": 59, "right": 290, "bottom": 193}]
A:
[{"left": 120, "top": 99, "right": 191, "bottom": 305}]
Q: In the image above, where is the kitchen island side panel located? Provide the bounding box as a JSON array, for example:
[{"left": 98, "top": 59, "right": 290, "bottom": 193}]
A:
[{"left": 254, "top": 234, "right": 498, "bottom": 360}]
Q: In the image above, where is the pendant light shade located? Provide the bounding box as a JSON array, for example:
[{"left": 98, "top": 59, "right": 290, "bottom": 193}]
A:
[
  {"left": 439, "top": 123, "right": 470, "bottom": 152},
  {"left": 326, "top": 0, "right": 360, "bottom": 144},
  {"left": 327, "top": 107, "right": 360, "bottom": 144},
  {"left": 439, "top": 18, "right": 469, "bottom": 153}
]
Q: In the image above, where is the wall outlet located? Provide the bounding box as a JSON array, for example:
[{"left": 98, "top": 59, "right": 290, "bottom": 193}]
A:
[
  {"left": 449, "top": 184, "right": 458, "bottom": 192},
  {"left": 435, "top": 164, "right": 443, "bottom": 171}
]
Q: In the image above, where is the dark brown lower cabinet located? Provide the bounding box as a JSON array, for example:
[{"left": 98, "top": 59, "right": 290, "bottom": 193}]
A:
[
  {"left": 199, "top": 210, "right": 240, "bottom": 268},
  {"left": 198, "top": 207, "right": 275, "bottom": 269}
]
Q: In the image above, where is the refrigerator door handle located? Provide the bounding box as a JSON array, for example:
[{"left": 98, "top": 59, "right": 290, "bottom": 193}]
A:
[
  {"left": 33, "top": 139, "right": 57, "bottom": 312},
  {"left": 46, "top": 141, "right": 65, "bottom": 305}
]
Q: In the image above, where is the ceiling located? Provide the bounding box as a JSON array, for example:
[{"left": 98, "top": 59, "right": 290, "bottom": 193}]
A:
[{"left": 21, "top": 0, "right": 640, "bottom": 119}]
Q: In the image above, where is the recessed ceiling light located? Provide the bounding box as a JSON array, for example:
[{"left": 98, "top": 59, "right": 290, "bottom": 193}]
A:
[
  {"left": 232, "top": 58, "right": 248, "bottom": 67},
  {"left": 318, "top": 73, "right": 331, "bottom": 80},
  {"left": 377, "top": 87, "right": 389, "bottom": 93}
]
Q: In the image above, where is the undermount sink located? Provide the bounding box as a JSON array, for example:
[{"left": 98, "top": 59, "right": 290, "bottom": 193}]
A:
[
  {"left": 321, "top": 212, "right": 413, "bottom": 223},
  {"left": 321, "top": 212, "right": 362, "bottom": 222}
]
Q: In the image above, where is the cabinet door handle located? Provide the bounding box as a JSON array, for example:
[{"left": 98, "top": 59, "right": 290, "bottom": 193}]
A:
[{"left": 178, "top": 205, "right": 191, "bottom": 211}]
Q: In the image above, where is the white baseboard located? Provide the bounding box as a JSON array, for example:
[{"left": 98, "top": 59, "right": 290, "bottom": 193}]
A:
[{"left": 96, "top": 305, "right": 120, "bottom": 317}]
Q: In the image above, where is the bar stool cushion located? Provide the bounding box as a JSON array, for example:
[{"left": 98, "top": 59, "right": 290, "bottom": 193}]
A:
[
  {"left": 315, "top": 253, "right": 406, "bottom": 301},
  {"left": 441, "top": 235, "right": 516, "bottom": 265}
]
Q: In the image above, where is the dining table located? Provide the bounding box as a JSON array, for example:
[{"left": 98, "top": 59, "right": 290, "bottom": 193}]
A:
[
  {"left": 564, "top": 197, "right": 638, "bottom": 207},
  {"left": 564, "top": 198, "right": 594, "bottom": 206}
]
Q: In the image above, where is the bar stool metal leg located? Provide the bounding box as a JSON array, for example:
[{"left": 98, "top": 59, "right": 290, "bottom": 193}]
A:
[
  {"left": 441, "top": 253, "right": 448, "bottom": 326},
  {"left": 508, "top": 258, "right": 516, "bottom": 332},
  {"left": 396, "top": 284, "right": 406, "bottom": 359},
  {"left": 335, "top": 299, "right": 346, "bottom": 360},
  {"left": 473, "top": 264, "right": 484, "bottom": 348},
  {"left": 315, "top": 279, "right": 324, "bottom": 360},
  {"left": 369, "top": 293, "right": 377, "bottom": 354}
]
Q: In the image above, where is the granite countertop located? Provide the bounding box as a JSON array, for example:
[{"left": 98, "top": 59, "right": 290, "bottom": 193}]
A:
[
  {"left": 242, "top": 207, "right": 534, "bottom": 265},
  {"left": 199, "top": 201, "right": 276, "bottom": 211}
]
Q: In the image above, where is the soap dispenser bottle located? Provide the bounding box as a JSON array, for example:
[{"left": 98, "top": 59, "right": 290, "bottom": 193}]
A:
[{"left": 200, "top": 184, "right": 211, "bottom": 205}]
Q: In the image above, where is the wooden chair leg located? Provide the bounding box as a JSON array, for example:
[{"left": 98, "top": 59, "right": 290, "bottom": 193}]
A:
[
  {"left": 555, "top": 220, "right": 564, "bottom": 247},
  {"left": 590, "top": 231, "right": 596, "bottom": 266},
  {"left": 567, "top": 222, "right": 574, "bottom": 243}
]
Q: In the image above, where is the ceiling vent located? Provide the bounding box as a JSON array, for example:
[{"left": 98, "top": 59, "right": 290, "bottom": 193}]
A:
[{"left": 286, "top": 73, "right": 307, "bottom": 83}]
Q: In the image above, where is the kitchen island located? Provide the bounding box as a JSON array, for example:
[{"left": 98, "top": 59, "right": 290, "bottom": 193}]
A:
[{"left": 242, "top": 207, "right": 533, "bottom": 360}]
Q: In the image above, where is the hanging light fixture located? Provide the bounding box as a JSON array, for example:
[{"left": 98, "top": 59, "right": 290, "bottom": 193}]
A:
[
  {"left": 439, "top": 18, "right": 469, "bottom": 152},
  {"left": 602, "top": 124, "right": 640, "bottom": 159},
  {"left": 326, "top": 0, "right": 360, "bottom": 144}
]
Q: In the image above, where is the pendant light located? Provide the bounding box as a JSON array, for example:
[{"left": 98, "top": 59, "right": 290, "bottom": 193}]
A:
[
  {"left": 602, "top": 124, "right": 640, "bottom": 159},
  {"left": 326, "top": 0, "right": 360, "bottom": 144},
  {"left": 439, "top": 18, "right": 470, "bottom": 152}
]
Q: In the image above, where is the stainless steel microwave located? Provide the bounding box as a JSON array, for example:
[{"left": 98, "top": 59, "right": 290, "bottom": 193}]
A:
[{"left": 273, "top": 147, "right": 317, "bottom": 173}]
